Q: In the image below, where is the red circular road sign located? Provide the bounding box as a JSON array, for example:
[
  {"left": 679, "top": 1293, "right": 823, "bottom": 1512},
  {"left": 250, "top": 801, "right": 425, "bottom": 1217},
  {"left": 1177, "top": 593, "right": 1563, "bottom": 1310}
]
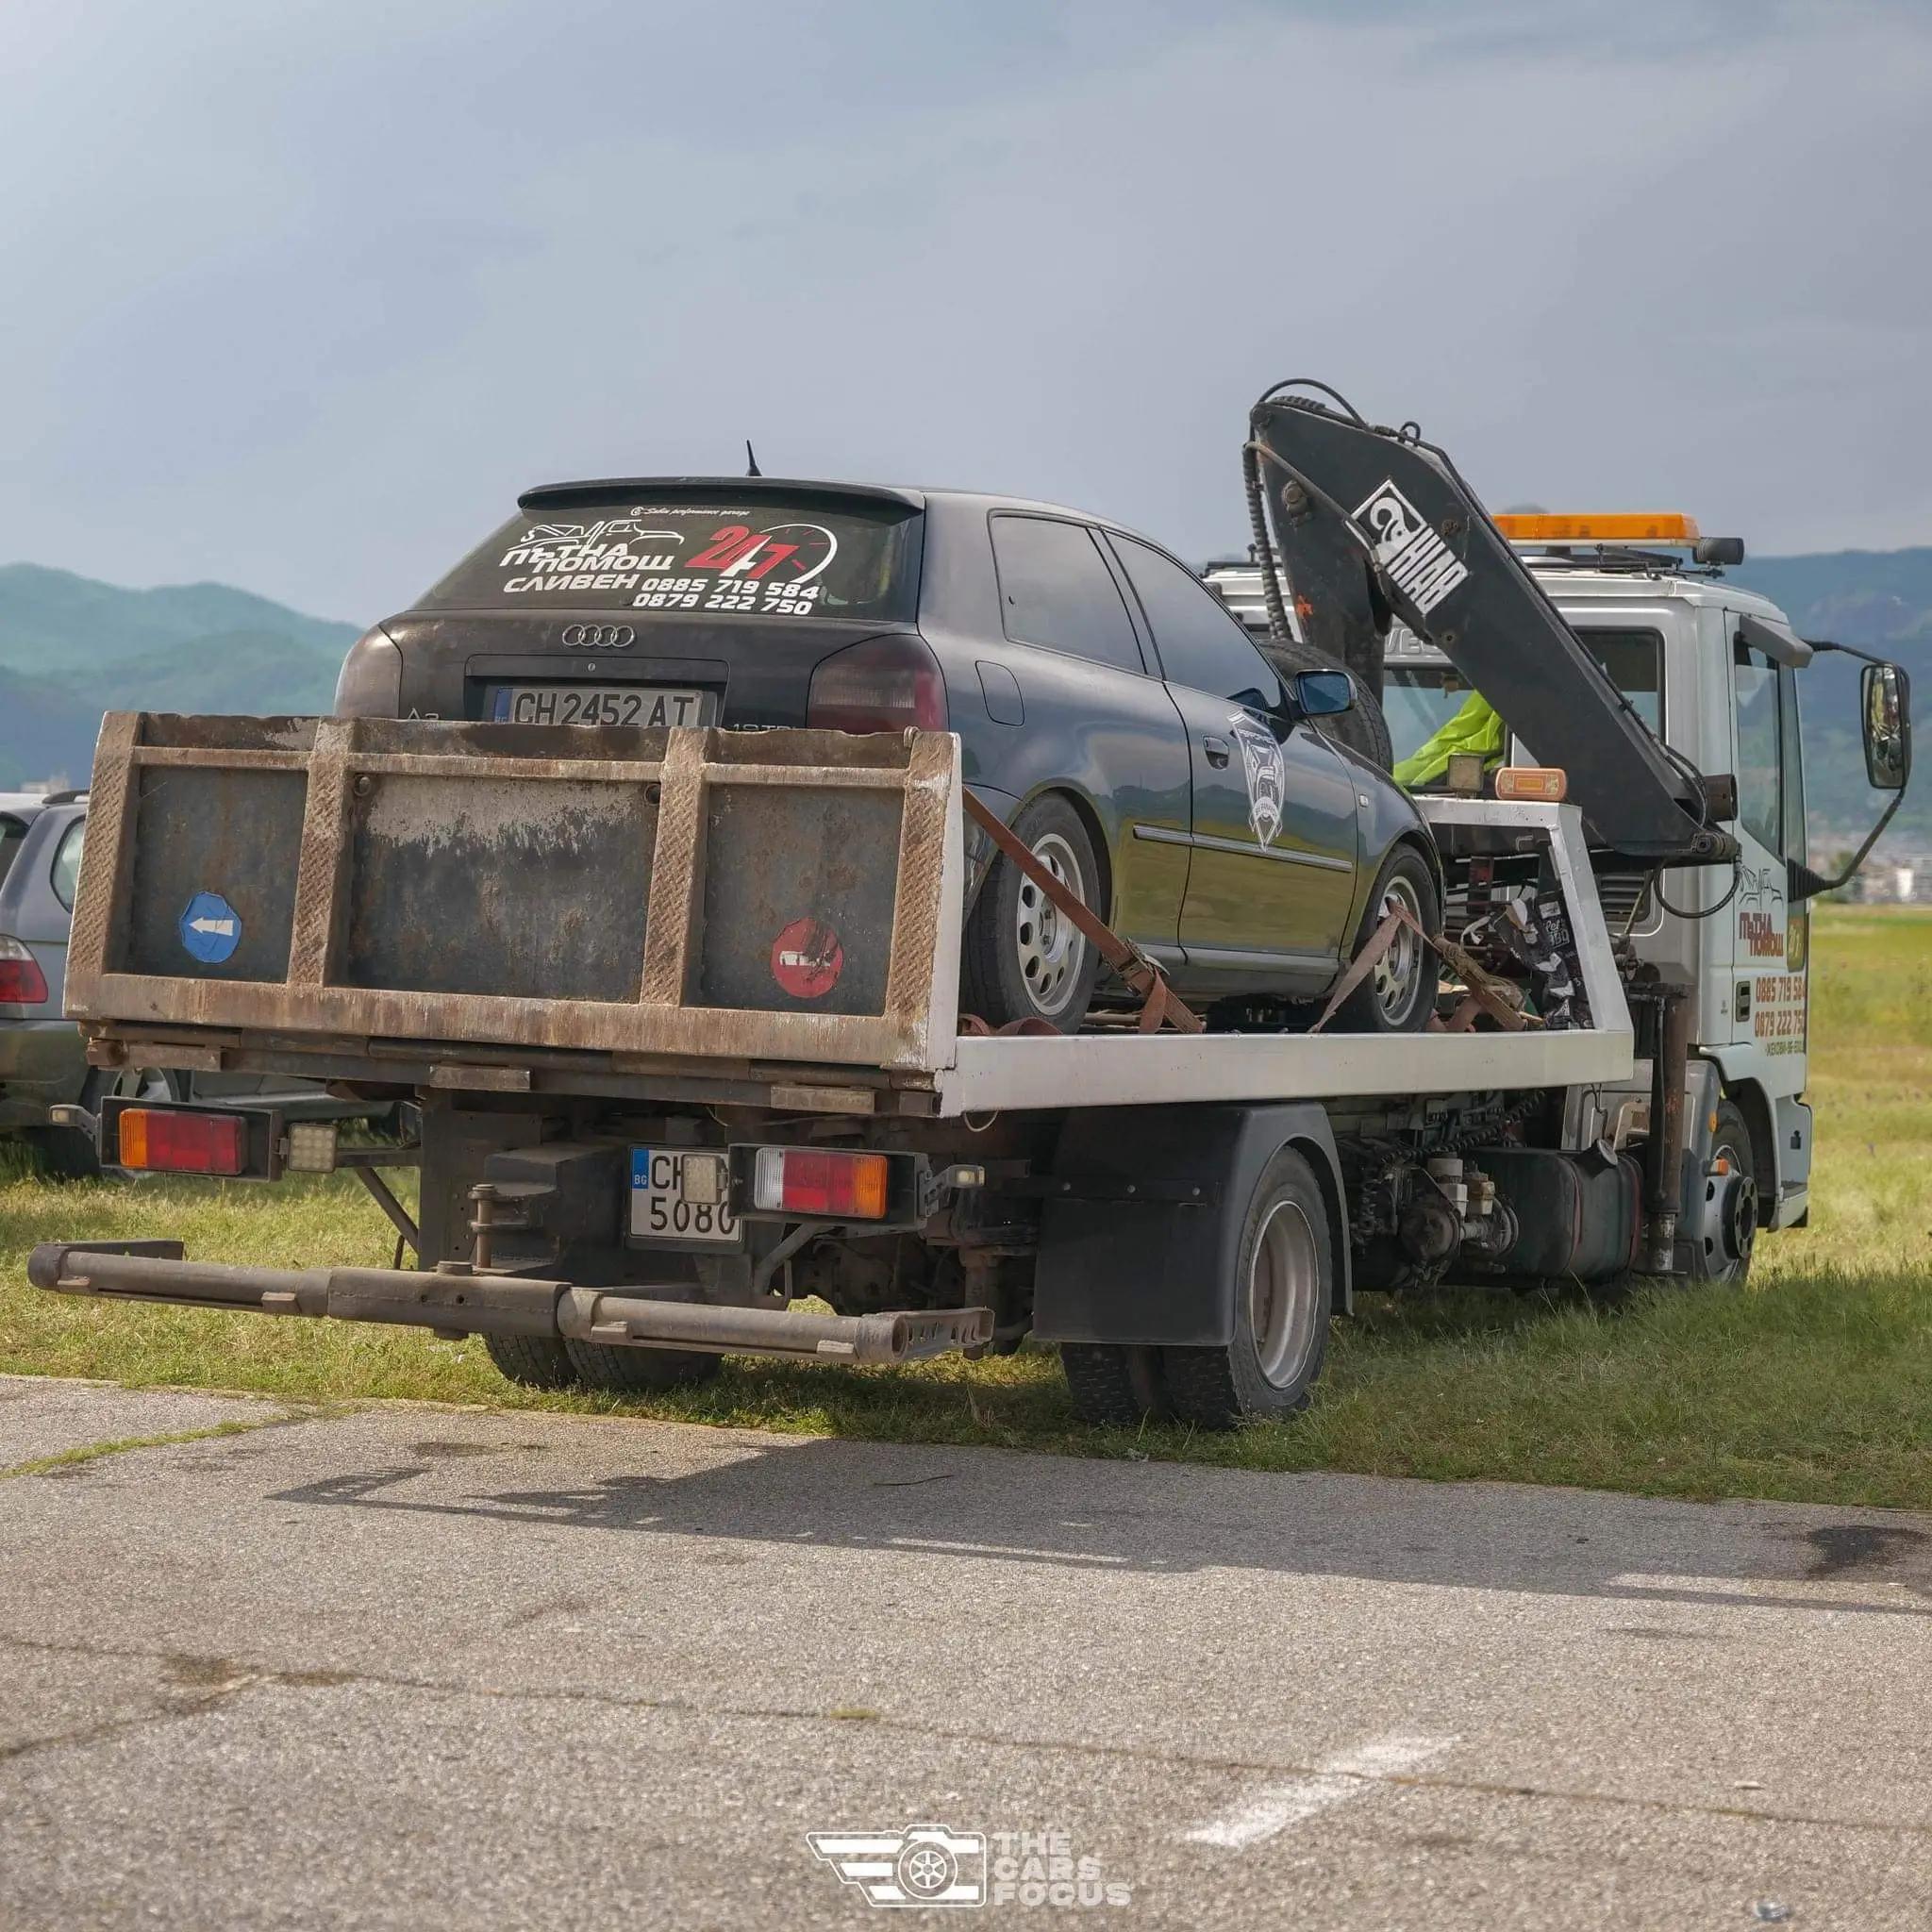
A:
[{"left": 771, "top": 917, "right": 843, "bottom": 1000}]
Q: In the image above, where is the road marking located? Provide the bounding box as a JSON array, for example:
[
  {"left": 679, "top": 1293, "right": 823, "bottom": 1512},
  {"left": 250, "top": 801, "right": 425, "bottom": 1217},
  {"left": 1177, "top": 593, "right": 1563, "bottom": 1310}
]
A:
[{"left": 1184, "top": 1732, "right": 1456, "bottom": 1849}]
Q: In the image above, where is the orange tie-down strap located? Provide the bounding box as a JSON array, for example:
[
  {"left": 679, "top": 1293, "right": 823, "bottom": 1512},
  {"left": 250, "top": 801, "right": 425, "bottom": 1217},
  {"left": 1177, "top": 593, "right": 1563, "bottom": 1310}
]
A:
[
  {"left": 961, "top": 791, "right": 1205, "bottom": 1035},
  {"left": 1308, "top": 903, "right": 1538, "bottom": 1037}
]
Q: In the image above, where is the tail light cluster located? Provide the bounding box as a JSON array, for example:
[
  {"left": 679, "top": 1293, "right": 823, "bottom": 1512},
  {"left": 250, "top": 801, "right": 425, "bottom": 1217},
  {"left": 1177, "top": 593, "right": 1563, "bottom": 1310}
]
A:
[
  {"left": 751, "top": 1146, "right": 891, "bottom": 1219},
  {"left": 0, "top": 937, "right": 48, "bottom": 1005},
  {"left": 115, "top": 1108, "right": 247, "bottom": 1176},
  {"left": 807, "top": 636, "right": 948, "bottom": 735}
]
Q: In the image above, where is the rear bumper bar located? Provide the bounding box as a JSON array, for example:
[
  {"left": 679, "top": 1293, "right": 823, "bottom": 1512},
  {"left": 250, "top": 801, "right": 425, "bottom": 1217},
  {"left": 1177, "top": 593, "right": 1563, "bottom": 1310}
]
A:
[{"left": 27, "top": 1241, "right": 992, "bottom": 1366}]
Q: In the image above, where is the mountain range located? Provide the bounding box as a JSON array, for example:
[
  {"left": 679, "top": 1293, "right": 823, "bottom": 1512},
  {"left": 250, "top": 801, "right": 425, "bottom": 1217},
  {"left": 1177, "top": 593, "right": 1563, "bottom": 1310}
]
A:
[
  {"left": 0, "top": 564, "right": 357, "bottom": 790},
  {"left": 2, "top": 547, "right": 1927, "bottom": 848}
]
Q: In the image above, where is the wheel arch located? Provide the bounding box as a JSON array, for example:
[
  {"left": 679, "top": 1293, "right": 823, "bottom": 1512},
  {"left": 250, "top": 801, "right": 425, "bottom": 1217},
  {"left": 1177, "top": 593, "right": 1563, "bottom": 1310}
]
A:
[
  {"left": 1019, "top": 781, "right": 1114, "bottom": 924},
  {"left": 1699, "top": 1050, "right": 1782, "bottom": 1203}
]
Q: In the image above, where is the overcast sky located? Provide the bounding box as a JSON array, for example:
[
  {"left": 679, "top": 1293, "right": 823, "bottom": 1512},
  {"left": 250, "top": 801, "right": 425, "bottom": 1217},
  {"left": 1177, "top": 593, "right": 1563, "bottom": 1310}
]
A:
[{"left": 4, "top": 0, "right": 1928, "bottom": 623}]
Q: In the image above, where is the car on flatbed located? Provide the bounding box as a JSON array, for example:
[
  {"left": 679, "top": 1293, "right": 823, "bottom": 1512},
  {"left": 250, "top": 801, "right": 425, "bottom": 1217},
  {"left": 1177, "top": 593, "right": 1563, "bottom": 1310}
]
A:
[{"left": 334, "top": 479, "right": 1441, "bottom": 1034}]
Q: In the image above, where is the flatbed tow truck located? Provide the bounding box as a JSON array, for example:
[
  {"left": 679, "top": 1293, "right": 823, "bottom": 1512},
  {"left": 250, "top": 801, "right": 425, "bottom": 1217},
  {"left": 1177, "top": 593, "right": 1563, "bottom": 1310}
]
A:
[{"left": 30, "top": 387, "right": 1912, "bottom": 1427}]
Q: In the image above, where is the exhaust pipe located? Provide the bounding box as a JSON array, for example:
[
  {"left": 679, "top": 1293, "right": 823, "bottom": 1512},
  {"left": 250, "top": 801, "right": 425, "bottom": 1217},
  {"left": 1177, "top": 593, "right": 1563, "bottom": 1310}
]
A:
[{"left": 28, "top": 1242, "right": 992, "bottom": 1366}]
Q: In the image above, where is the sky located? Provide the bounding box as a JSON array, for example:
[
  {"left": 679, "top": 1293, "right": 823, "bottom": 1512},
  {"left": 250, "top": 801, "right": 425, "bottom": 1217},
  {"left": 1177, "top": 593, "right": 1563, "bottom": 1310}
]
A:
[{"left": 4, "top": 0, "right": 1930, "bottom": 625}]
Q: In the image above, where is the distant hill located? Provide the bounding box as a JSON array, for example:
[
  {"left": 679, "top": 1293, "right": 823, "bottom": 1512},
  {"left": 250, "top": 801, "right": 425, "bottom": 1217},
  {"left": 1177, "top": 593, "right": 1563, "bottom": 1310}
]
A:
[
  {"left": 1732, "top": 548, "right": 1932, "bottom": 853},
  {"left": 0, "top": 564, "right": 355, "bottom": 789}
]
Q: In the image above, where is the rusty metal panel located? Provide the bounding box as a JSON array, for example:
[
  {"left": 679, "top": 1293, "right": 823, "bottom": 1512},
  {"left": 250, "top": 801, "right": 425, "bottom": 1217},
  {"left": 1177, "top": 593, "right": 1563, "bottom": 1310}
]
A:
[
  {"left": 694, "top": 784, "right": 902, "bottom": 1016},
  {"left": 66, "top": 713, "right": 964, "bottom": 1074},
  {"left": 118, "top": 764, "right": 308, "bottom": 982},
  {"left": 341, "top": 774, "right": 657, "bottom": 1001}
]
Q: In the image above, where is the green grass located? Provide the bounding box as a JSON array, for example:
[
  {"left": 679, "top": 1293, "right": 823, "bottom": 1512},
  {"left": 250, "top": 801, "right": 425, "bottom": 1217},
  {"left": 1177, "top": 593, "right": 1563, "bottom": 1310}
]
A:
[{"left": 3, "top": 907, "right": 1929, "bottom": 1507}]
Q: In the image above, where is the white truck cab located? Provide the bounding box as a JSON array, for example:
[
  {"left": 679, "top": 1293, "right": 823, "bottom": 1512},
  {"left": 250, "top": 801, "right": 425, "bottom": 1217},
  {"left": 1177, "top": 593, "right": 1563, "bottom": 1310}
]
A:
[{"left": 1206, "top": 521, "right": 1889, "bottom": 1255}]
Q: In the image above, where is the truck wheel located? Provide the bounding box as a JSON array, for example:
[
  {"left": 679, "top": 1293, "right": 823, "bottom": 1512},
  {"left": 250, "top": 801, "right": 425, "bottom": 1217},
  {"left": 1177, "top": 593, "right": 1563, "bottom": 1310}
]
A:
[
  {"left": 562, "top": 1339, "right": 723, "bottom": 1393},
  {"left": 1059, "top": 1343, "right": 1168, "bottom": 1428},
  {"left": 483, "top": 1334, "right": 578, "bottom": 1391},
  {"left": 1330, "top": 847, "right": 1440, "bottom": 1034},
  {"left": 1690, "top": 1099, "right": 1757, "bottom": 1285},
  {"left": 960, "top": 794, "right": 1102, "bottom": 1033},
  {"left": 1161, "top": 1148, "right": 1332, "bottom": 1428}
]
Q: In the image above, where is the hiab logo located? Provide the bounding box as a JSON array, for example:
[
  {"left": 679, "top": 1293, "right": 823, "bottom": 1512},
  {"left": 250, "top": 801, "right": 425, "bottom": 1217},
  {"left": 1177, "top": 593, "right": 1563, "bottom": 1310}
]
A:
[{"left": 1353, "top": 478, "right": 1469, "bottom": 616}]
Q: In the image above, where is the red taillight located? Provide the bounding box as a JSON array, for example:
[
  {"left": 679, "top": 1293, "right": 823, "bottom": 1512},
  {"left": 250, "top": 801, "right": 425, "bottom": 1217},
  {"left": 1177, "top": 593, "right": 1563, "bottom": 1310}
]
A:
[
  {"left": 752, "top": 1146, "right": 891, "bottom": 1219},
  {"left": 116, "top": 1108, "right": 247, "bottom": 1176},
  {"left": 0, "top": 936, "right": 48, "bottom": 1005},
  {"left": 807, "top": 635, "right": 948, "bottom": 734}
]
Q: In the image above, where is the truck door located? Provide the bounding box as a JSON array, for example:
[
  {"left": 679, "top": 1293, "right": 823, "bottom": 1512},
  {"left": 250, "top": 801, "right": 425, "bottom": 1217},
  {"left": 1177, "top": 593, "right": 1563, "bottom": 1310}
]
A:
[
  {"left": 1105, "top": 533, "right": 1358, "bottom": 989},
  {"left": 1728, "top": 637, "right": 1808, "bottom": 1070}
]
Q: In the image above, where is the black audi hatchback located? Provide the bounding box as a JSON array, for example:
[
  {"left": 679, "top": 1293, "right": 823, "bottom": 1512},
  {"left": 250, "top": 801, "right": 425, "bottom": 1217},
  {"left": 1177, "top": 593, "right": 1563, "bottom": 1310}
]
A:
[{"left": 335, "top": 477, "right": 1439, "bottom": 1032}]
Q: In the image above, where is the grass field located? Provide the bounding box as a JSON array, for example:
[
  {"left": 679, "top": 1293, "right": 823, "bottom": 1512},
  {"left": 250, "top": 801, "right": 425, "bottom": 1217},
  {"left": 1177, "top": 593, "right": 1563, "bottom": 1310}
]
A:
[{"left": 3, "top": 906, "right": 1928, "bottom": 1507}]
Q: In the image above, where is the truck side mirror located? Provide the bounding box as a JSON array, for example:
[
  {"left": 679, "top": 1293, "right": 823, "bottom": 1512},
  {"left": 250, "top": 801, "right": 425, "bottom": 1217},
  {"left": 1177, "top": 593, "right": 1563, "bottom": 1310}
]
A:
[
  {"left": 1292, "top": 669, "right": 1355, "bottom": 718},
  {"left": 1861, "top": 662, "right": 1911, "bottom": 791}
]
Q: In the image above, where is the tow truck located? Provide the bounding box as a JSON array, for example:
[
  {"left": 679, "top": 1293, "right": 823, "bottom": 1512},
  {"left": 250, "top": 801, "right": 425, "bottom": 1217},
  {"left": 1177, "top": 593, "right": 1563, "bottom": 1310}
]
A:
[{"left": 29, "top": 385, "right": 1912, "bottom": 1428}]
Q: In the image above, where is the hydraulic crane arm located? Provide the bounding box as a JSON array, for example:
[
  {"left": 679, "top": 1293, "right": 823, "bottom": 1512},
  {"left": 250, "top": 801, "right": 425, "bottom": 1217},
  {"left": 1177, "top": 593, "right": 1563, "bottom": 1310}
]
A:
[{"left": 1246, "top": 389, "right": 1736, "bottom": 867}]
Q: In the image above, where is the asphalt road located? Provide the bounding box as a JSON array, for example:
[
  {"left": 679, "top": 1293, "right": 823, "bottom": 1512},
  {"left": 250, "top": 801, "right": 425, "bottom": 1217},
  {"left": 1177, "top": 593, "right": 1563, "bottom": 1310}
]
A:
[{"left": 1, "top": 1374, "right": 1927, "bottom": 1931}]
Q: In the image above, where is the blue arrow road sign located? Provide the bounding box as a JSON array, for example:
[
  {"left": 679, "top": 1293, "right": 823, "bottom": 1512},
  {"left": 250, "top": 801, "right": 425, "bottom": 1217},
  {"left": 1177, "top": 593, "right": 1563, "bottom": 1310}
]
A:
[{"left": 179, "top": 891, "right": 242, "bottom": 965}]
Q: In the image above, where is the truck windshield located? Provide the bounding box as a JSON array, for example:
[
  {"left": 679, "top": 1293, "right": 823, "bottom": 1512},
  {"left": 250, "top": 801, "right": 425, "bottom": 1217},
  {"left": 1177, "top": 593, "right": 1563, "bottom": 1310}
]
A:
[
  {"left": 1385, "top": 627, "right": 1663, "bottom": 768},
  {"left": 418, "top": 492, "right": 922, "bottom": 622}
]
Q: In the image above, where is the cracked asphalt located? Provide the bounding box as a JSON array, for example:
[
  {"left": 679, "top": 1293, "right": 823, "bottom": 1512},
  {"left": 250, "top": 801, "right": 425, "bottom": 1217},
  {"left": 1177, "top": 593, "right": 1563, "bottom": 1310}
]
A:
[{"left": 1, "top": 1374, "right": 1928, "bottom": 1929}]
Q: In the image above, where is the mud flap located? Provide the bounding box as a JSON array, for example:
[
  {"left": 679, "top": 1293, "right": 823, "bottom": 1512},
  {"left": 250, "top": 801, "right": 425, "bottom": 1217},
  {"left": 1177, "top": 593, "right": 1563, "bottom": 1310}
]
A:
[{"left": 1031, "top": 1103, "right": 1348, "bottom": 1347}]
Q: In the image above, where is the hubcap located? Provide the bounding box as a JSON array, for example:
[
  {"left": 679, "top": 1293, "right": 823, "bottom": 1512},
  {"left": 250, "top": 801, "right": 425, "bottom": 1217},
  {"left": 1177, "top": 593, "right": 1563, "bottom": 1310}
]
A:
[
  {"left": 1247, "top": 1199, "right": 1324, "bottom": 1389},
  {"left": 1014, "top": 830, "right": 1087, "bottom": 1017},
  {"left": 1371, "top": 876, "right": 1424, "bottom": 1024},
  {"left": 1702, "top": 1137, "right": 1757, "bottom": 1274}
]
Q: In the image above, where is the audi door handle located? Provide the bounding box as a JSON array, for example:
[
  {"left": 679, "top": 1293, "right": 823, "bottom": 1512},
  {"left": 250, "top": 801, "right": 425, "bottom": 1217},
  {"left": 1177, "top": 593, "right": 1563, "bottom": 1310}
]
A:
[{"left": 1202, "top": 735, "right": 1232, "bottom": 768}]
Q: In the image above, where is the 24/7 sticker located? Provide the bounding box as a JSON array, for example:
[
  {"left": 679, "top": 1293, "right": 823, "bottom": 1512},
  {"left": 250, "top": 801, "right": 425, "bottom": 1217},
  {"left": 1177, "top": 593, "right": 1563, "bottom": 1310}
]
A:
[{"left": 772, "top": 918, "right": 843, "bottom": 1000}]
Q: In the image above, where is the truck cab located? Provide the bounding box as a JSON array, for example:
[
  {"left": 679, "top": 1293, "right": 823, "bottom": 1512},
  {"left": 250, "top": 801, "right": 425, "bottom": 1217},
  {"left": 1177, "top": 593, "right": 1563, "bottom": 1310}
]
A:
[{"left": 1207, "top": 523, "right": 1878, "bottom": 1252}]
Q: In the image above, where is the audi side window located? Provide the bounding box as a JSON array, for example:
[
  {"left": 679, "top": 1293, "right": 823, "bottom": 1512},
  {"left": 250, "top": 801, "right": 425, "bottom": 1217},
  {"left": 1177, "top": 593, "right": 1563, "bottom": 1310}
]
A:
[
  {"left": 51, "top": 818, "right": 85, "bottom": 911},
  {"left": 990, "top": 515, "right": 1145, "bottom": 674},
  {"left": 1112, "top": 536, "right": 1284, "bottom": 712}
]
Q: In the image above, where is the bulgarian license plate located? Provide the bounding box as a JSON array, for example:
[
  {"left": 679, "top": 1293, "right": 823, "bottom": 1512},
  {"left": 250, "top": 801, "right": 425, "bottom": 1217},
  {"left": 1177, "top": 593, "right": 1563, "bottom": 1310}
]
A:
[
  {"left": 490, "top": 684, "right": 709, "bottom": 727},
  {"left": 629, "top": 1148, "right": 742, "bottom": 1247}
]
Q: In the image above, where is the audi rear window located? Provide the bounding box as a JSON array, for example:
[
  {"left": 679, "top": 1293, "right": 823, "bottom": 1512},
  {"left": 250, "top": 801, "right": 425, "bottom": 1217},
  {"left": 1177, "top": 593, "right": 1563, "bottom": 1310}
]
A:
[{"left": 419, "top": 491, "right": 922, "bottom": 622}]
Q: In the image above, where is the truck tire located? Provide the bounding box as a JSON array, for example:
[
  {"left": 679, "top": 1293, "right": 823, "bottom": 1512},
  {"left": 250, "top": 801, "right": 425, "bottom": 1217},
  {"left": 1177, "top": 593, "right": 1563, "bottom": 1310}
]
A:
[
  {"left": 1059, "top": 1343, "right": 1168, "bottom": 1428},
  {"left": 562, "top": 1339, "right": 723, "bottom": 1393},
  {"left": 483, "top": 1334, "right": 578, "bottom": 1391},
  {"left": 1257, "top": 638, "right": 1394, "bottom": 772},
  {"left": 1689, "top": 1098, "right": 1757, "bottom": 1285},
  {"left": 1330, "top": 846, "right": 1440, "bottom": 1035},
  {"left": 960, "top": 794, "right": 1102, "bottom": 1033},
  {"left": 1161, "top": 1148, "right": 1332, "bottom": 1428}
]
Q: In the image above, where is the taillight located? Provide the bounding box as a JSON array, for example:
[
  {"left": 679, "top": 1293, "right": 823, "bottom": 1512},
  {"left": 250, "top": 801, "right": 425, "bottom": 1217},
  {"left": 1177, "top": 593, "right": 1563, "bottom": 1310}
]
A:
[
  {"left": 0, "top": 937, "right": 48, "bottom": 1005},
  {"left": 807, "top": 635, "right": 948, "bottom": 734},
  {"left": 116, "top": 1108, "right": 247, "bottom": 1176},
  {"left": 333, "top": 625, "right": 405, "bottom": 718},
  {"left": 752, "top": 1146, "right": 890, "bottom": 1219}
]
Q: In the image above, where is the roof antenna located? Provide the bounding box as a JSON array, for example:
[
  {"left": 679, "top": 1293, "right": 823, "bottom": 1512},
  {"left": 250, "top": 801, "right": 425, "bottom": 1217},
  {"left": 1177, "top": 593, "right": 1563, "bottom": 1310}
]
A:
[{"left": 745, "top": 440, "right": 762, "bottom": 477}]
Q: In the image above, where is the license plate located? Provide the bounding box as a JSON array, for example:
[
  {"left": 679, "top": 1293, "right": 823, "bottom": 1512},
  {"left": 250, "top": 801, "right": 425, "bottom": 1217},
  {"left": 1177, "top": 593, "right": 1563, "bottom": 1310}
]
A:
[
  {"left": 629, "top": 1148, "right": 742, "bottom": 1246},
  {"left": 490, "top": 684, "right": 710, "bottom": 728}
]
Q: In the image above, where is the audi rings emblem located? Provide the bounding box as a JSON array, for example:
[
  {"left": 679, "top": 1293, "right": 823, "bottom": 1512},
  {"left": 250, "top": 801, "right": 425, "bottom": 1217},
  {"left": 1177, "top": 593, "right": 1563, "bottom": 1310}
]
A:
[{"left": 560, "top": 623, "right": 635, "bottom": 649}]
